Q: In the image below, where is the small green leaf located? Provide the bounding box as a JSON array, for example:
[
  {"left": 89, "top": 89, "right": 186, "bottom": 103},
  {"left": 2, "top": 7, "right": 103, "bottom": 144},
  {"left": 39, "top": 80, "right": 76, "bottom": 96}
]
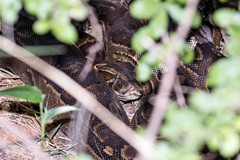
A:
[
  {"left": 141, "top": 50, "right": 161, "bottom": 67},
  {"left": 36, "top": 0, "right": 54, "bottom": 20},
  {"left": 155, "top": 142, "right": 171, "bottom": 159},
  {"left": 226, "top": 38, "right": 240, "bottom": 56},
  {"left": 191, "top": 11, "right": 202, "bottom": 28},
  {"left": 219, "top": 131, "right": 240, "bottom": 158},
  {"left": 52, "top": 23, "right": 78, "bottom": 44},
  {"left": 130, "top": 0, "right": 161, "bottom": 19},
  {"left": 213, "top": 8, "right": 240, "bottom": 27},
  {"left": 11, "top": 0, "right": 22, "bottom": 11},
  {"left": 136, "top": 62, "right": 153, "bottom": 82},
  {"left": 207, "top": 134, "right": 221, "bottom": 152},
  {"left": 0, "top": 85, "right": 44, "bottom": 103},
  {"left": 167, "top": 3, "right": 201, "bottom": 27},
  {"left": 232, "top": 115, "right": 240, "bottom": 131},
  {"left": 167, "top": 3, "right": 183, "bottom": 23},
  {"left": 131, "top": 27, "right": 150, "bottom": 53},
  {"left": 179, "top": 43, "right": 195, "bottom": 64},
  {"left": 1, "top": 9, "right": 19, "bottom": 24},
  {"left": 207, "top": 57, "right": 240, "bottom": 87},
  {"left": 148, "top": 9, "right": 169, "bottom": 39},
  {"left": 161, "top": 106, "right": 205, "bottom": 146},
  {"left": 23, "top": 0, "right": 39, "bottom": 16},
  {"left": 176, "top": 0, "right": 188, "bottom": 4},
  {"left": 53, "top": 9, "right": 70, "bottom": 24},
  {"left": 70, "top": 5, "right": 88, "bottom": 21},
  {"left": 189, "top": 91, "right": 224, "bottom": 114},
  {"left": 43, "top": 106, "right": 79, "bottom": 122},
  {"left": 33, "top": 20, "right": 50, "bottom": 35}
]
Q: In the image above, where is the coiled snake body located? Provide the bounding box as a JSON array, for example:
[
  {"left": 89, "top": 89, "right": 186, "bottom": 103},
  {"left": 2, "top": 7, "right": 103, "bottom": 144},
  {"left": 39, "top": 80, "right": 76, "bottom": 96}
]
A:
[{"left": 0, "top": 0, "right": 226, "bottom": 159}]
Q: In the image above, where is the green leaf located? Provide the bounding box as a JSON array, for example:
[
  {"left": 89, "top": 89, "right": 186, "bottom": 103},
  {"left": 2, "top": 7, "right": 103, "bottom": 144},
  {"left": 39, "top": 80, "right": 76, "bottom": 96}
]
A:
[
  {"left": 232, "top": 115, "right": 240, "bottom": 132},
  {"left": 176, "top": 0, "right": 188, "bottom": 4},
  {"left": 167, "top": 3, "right": 183, "bottom": 23},
  {"left": 136, "top": 62, "right": 153, "bottom": 82},
  {"left": 129, "top": 0, "right": 161, "bottom": 19},
  {"left": 70, "top": 5, "right": 88, "bottom": 21},
  {"left": 207, "top": 133, "right": 221, "bottom": 152},
  {"left": 161, "top": 105, "right": 206, "bottom": 148},
  {"left": 2, "top": 1, "right": 22, "bottom": 24},
  {"left": 148, "top": 9, "right": 169, "bottom": 39},
  {"left": 9, "top": 0, "right": 22, "bottom": 11},
  {"left": 53, "top": 9, "right": 70, "bottom": 24},
  {"left": 179, "top": 43, "right": 195, "bottom": 64},
  {"left": 52, "top": 23, "right": 78, "bottom": 44},
  {"left": 141, "top": 51, "right": 160, "bottom": 67},
  {"left": 131, "top": 27, "right": 150, "bottom": 53},
  {"left": 0, "top": 85, "right": 44, "bottom": 103},
  {"left": 23, "top": 0, "right": 39, "bottom": 16},
  {"left": 33, "top": 20, "right": 50, "bottom": 35},
  {"left": 167, "top": 3, "right": 201, "bottom": 27},
  {"left": 207, "top": 57, "right": 240, "bottom": 88},
  {"left": 226, "top": 38, "right": 240, "bottom": 56},
  {"left": 43, "top": 106, "right": 79, "bottom": 122},
  {"left": 155, "top": 142, "right": 171, "bottom": 159},
  {"left": 215, "top": 87, "right": 240, "bottom": 112},
  {"left": 219, "top": 131, "right": 240, "bottom": 158},
  {"left": 189, "top": 91, "right": 227, "bottom": 114},
  {"left": 36, "top": 0, "right": 54, "bottom": 20},
  {"left": 213, "top": 8, "right": 240, "bottom": 27},
  {"left": 1, "top": 9, "right": 19, "bottom": 24},
  {"left": 191, "top": 11, "right": 202, "bottom": 28}
]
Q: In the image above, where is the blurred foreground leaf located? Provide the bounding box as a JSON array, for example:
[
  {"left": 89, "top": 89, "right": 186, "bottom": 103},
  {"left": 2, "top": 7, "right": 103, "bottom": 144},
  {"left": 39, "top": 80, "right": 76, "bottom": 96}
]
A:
[{"left": 0, "top": 85, "right": 45, "bottom": 103}]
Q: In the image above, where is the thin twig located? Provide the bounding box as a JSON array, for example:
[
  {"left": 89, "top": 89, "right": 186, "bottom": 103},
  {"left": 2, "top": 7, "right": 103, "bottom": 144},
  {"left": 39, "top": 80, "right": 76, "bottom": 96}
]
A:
[
  {"left": 174, "top": 77, "right": 187, "bottom": 107},
  {"left": 79, "top": 4, "right": 103, "bottom": 80},
  {"left": 138, "top": 0, "right": 200, "bottom": 159},
  {"left": 0, "top": 35, "right": 158, "bottom": 159}
]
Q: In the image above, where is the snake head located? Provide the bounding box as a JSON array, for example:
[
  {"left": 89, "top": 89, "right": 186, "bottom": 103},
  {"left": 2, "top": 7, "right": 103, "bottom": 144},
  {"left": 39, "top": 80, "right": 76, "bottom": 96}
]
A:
[
  {"left": 94, "top": 62, "right": 143, "bottom": 102},
  {"left": 112, "top": 78, "right": 143, "bottom": 101}
]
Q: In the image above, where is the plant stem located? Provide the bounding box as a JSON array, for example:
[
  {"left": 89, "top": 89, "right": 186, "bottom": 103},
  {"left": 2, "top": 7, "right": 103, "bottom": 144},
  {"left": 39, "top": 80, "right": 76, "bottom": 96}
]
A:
[{"left": 39, "top": 101, "right": 45, "bottom": 147}]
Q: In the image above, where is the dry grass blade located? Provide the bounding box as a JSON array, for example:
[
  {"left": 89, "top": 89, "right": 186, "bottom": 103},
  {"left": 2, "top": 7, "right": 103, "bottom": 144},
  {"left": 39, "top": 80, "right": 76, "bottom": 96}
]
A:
[{"left": 0, "top": 116, "right": 51, "bottom": 160}]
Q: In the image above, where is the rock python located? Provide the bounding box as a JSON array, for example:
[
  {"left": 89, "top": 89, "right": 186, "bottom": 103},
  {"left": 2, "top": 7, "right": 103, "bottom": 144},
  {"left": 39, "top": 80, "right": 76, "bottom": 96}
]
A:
[{"left": 0, "top": 0, "right": 226, "bottom": 159}]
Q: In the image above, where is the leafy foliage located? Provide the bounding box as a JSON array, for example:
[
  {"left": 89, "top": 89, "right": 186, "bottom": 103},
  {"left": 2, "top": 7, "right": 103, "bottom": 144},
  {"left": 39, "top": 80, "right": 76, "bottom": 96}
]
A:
[
  {"left": 0, "top": 0, "right": 88, "bottom": 44},
  {"left": 130, "top": 0, "right": 240, "bottom": 159},
  {"left": 0, "top": 0, "right": 22, "bottom": 24},
  {"left": 130, "top": 0, "right": 200, "bottom": 81}
]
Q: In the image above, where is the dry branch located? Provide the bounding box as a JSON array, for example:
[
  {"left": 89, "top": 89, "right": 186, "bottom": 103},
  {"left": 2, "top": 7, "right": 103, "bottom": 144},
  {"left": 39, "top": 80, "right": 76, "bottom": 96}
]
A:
[
  {"left": 138, "top": 0, "right": 201, "bottom": 159},
  {"left": 79, "top": 4, "right": 103, "bottom": 80}
]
